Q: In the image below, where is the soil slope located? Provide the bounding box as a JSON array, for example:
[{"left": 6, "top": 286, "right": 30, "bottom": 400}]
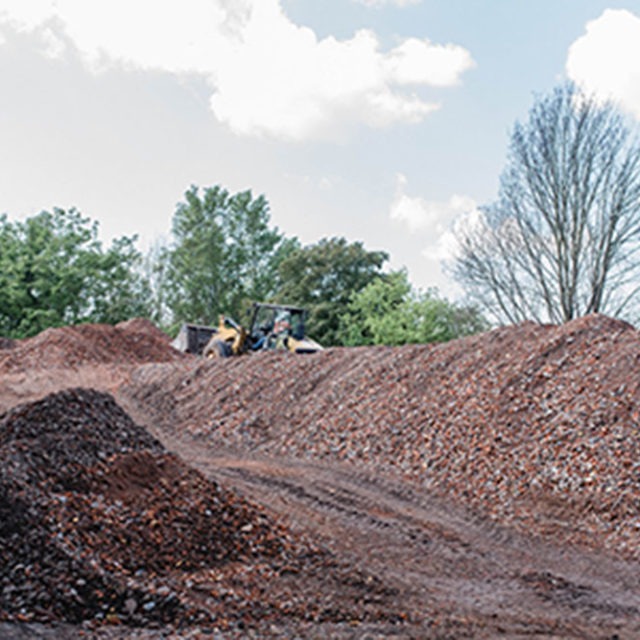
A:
[{"left": 123, "top": 314, "right": 640, "bottom": 560}]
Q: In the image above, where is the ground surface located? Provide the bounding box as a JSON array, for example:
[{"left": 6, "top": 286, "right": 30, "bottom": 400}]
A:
[{"left": 1, "top": 316, "right": 640, "bottom": 638}]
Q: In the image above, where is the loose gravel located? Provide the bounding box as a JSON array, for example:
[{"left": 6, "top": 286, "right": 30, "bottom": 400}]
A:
[{"left": 124, "top": 314, "right": 640, "bottom": 560}]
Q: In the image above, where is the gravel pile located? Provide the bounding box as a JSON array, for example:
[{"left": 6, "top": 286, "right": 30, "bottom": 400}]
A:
[
  {"left": 0, "top": 388, "right": 396, "bottom": 632},
  {"left": 0, "top": 320, "right": 187, "bottom": 374},
  {"left": 125, "top": 314, "right": 640, "bottom": 559}
]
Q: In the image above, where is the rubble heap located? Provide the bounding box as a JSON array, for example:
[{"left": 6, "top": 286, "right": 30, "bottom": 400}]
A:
[
  {"left": 0, "top": 319, "right": 187, "bottom": 374},
  {"left": 126, "top": 314, "right": 640, "bottom": 558},
  {"left": 0, "top": 388, "right": 370, "bottom": 630}
]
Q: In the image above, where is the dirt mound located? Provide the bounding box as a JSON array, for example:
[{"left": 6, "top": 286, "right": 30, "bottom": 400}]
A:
[
  {"left": 0, "top": 390, "right": 276, "bottom": 624},
  {"left": 0, "top": 388, "right": 401, "bottom": 632},
  {"left": 115, "top": 317, "right": 172, "bottom": 343},
  {"left": 0, "top": 321, "right": 187, "bottom": 374},
  {"left": 0, "top": 389, "right": 179, "bottom": 626},
  {"left": 124, "top": 313, "right": 640, "bottom": 559},
  {"left": 0, "top": 387, "right": 162, "bottom": 458}
]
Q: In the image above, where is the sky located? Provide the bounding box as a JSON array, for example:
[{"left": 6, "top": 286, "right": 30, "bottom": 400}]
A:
[{"left": 1, "top": 0, "right": 639, "bottom": 298}]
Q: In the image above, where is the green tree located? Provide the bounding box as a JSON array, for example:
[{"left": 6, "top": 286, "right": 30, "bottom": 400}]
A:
[
  {"left": 0, "top": 209, "right": 151, "bottom": 338},
  {"left": 274, "top": 237, "right": 389, "bottom": 346},
  {"left": 162, "top": 185, "right": 293, "bottom": 327},
  {"left": 143, "top": 237, "right": 172, "bottom": 328},
  {"left": 339, "top": 270, "right": 488, "bottom": 346},
  {"left": 84, "top": 235, "right": 152, "bottom": 325}
]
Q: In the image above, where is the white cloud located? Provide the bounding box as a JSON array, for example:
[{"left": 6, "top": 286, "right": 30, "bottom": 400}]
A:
[
  {"left": 390, "top": 173, "right": 478, "bottom": 262},
  {"left": 0, "top": 0, "right": 474, "bottom": 140},
  {"left": 0, "top": 0, "right": 229, "bottom": 73},
  {"left": 566, "top": 9, "right": 640, "bottom": 120},
  {"left": 388, "top": 174, "right": 479, "bottom": 292},
  {"left": 385, "top": 38, "right": 474, "bottom": 87},
  {"left": 354, "top": 0, "right": 422, "bottom": 7},
  {"left": 40, "top": 26, "right": 66, "bottom": 59},
  {"left": 391, "top": 174, "right": 476, "bottom": 232}
]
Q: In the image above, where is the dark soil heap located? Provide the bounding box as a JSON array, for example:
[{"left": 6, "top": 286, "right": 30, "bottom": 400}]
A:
[
  {"left": 0, "top": 388, "right": 350, "bottom": 630},
  {"left": 125, "top": 314, "right": 640, "bottom": 559}
]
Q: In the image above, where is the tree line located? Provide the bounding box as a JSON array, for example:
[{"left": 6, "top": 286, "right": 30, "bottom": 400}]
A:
[
  {"left": 4, "top": 81, "right": 636, "bottom": 342},
  {"left": 0, "top": 209, "right": 150, "bottom": 338},
  {"left": 0, "top": 186, "right": 485, "bottom": 346}
]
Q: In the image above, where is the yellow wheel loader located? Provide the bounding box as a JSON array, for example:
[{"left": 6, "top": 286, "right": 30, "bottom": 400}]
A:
[{"left": 171, "top": 302, "right": 323, "bottom": 357}]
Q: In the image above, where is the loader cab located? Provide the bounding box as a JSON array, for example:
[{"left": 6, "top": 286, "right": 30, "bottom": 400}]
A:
[{"left": 247, "top": 303, "right": 307, "bottom": 350}]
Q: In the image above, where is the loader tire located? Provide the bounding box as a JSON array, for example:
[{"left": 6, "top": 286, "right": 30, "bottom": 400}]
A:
[{"left": 204, "top": 339, "right": 233, "bottom": 358}]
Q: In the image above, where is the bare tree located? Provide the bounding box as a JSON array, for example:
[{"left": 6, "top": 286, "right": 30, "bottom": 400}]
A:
[{"left": 452, "top": 82, "right": 640, "bottom": 325}]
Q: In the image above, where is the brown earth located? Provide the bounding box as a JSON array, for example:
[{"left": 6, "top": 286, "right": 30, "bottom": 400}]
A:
[{"left": 1, "top": 317, "right": 640, "bottom": 638}]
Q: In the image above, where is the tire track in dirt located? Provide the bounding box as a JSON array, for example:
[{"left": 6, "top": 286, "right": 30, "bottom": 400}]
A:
[{"left": 143, "top": 424, "right": 640, "bottom": 639}]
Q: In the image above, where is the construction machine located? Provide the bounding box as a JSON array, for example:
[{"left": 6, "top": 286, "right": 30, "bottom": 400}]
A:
[{"left": 171, "top": 302, "right": 323, "bottom": 357}]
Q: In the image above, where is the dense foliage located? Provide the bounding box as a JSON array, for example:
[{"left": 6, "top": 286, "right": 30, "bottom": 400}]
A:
[
  {"left": 0, "top": 209, "right": 150, "bottom": 338},
  {"left": 161, "top": 185, "right": 296, "bottom": 327},
  {"left": 339, "top": 270, "right": 488, "bottom": 346},
  {"left": 1, "top": 186, "right": 489, "bottom": 349},
  {"left": 273, "top": 237, "right": 389, "bottom": 346}
]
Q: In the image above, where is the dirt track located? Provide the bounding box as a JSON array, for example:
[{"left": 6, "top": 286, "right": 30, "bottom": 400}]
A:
[
  {"left": 2, "top": 317, "right": 640, "bottom": 638},
  {"left": 117, "top": 421, "right": 640, "bottom": 639}
]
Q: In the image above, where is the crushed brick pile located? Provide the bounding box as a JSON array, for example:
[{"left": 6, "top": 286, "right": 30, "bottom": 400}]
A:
[
  {"left": 125, "top": 314, "right": 640, "bottom": 559},
  {"left": 0, "top": 319, "right": 187, "bottom": 374},
  {"left": 1, "top": 388, "right": 397, "bottom": 632},
  {"left": 3, "top": 314, "right": 639, "bottom": 635}
]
